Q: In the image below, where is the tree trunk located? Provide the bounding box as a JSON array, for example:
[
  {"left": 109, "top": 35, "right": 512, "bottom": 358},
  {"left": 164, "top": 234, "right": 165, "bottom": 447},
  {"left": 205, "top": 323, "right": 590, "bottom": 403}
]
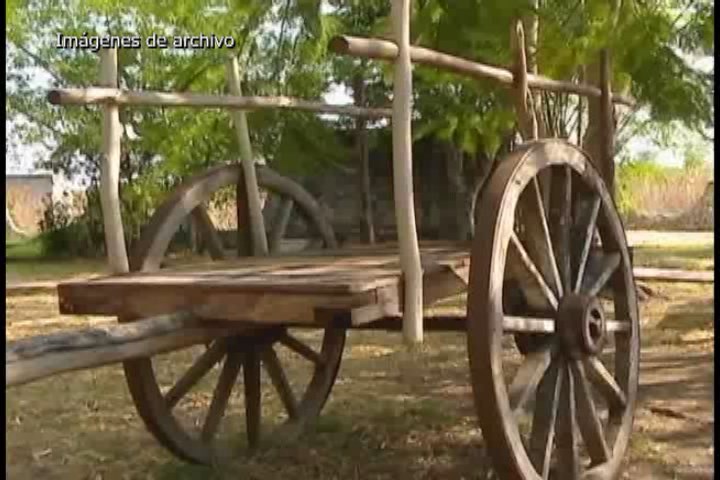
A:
[
  {"left": 445, "top": 143, "right": 473, "bottom": 241},
  {"left": 353, "top": 73, "right": 375, "bottom": 244},
  {"left": 582, "top": 57, "right": 616, "bottom": 196},
  {"left": 581, "top": 0, "right": 621, "bottom": 195}
]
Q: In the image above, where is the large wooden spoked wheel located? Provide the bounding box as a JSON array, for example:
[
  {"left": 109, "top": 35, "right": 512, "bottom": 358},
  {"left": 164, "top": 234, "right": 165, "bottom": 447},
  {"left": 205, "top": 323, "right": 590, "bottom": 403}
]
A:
[
  {"left": 122, "top": 164, "right": 345, "bottom": 464},
  {"left": 467, "top": 140, "right": 640, "bottom": 480}
]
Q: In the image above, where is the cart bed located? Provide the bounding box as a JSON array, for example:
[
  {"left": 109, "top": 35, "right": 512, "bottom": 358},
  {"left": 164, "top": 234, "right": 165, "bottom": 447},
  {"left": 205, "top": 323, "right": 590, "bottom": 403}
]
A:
[{"left": 58, "top": 242, "right": 471, "bottom": 326}]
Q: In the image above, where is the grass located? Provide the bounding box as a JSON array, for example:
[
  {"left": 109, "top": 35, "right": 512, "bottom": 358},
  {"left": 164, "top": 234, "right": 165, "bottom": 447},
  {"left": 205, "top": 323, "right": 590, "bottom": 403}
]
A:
[
  {"left": 617, "top": 161, "right": 712, "bottom": 231},
  {"left": 632, "top": 244, "right": 714, "bottom": 271},
  {"left": 6, "top": 237, "right": 107, "bottom": 284},
  {"left": 5, "top": 242, "right": 715, "bottom": 479}
]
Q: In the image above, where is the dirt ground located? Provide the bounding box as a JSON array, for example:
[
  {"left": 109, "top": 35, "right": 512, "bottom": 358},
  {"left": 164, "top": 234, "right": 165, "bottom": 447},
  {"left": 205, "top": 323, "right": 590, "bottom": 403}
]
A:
[
  {"left": 5, "top": 235, "right": 714, "bottom": 479},
  {"left": 5, "top": 280, "right": 713, "bottom": 480}
]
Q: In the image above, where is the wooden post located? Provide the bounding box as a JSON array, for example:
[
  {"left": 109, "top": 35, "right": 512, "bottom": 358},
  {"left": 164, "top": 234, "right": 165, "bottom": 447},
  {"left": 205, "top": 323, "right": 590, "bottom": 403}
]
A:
[
  {"left": 522, "top": 0, "right": 545, "bottom": 138},
  {"left": 598, "top": 49, "right": 615, "bottom": 196},
  {"left": 353, "top": 74, "right": 376, "bottom": 244},
  {"left": 99, "top": 48, "right": 129, "bottom": 273},
  {"left": 391, "top": 0, "right": 423, "bottom": 345},
  {"left": 226, "top": 56, "right": 269, "bottom": 256},
  {"left": 511, "top": 20, "right": 538, "bottom": 141}
]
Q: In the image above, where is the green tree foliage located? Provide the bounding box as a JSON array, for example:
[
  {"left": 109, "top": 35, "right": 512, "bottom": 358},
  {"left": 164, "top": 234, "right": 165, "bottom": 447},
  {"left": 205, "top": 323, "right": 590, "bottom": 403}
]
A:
[
  {"left": 6, "top": 0, "right": 352, "bottom": 185},
  {"left": 6, "top": 0, "right": 714, "bottom": 250}
]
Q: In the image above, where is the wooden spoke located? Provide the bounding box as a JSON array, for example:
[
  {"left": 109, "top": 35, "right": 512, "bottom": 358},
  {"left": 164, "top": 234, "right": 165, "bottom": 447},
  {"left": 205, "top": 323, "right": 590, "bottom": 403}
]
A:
[
  {"left": 191, "top": 206, "right": 225, "bottom": 261},
  {"left": 549, "top": 165, "right": 573, "bottom": 293},
  {"left": 278, "top": 332, "right": 325, "bottom": 366},
  {"left": 201, "top": 351, "right": 243, "bottom": 442},
  {"left": 243, "top": 347, "right": 262, "bottom": 449},
  {"left": 532, "top": 178, "right": 564, "bottom": 298},
  {"left": 508, "top": 233, "right": 559, "bottom": 310},
  {"left": 120, "top": 164, "right": 345, "bottom": 465},
  {"left": 503, "top": 315, "right": 555, "bottom": 334},
  {"left": 582, "top": 253, "right": 621, "bottom": 297},
  {"left": 508, "top": 346, "right": 553, "bottom": 413},
  {"left": 555, "top": 362, "right": 580, "bottom": 479},
  {"left": 570, "top": 360, "right": 610, "bottom": 465},
  {"left": 583, "top": 357, "right": 627, "bottom": 412},
  {"left": 605, "top": 320, "right": 631, "bottom": 333},
  {"left": 517, "top": 178, "right": 564, "bottom": 298},
  {"left": 504, "top": 318, "right": 624, "bottom": 340},
  {"left": 269, "top": 197, "right": 294, "bottom": 254},
  {"left": 262, "top": 346, "right": 299, "bottom": 420},
  {"left": 573, "top": 196, "right": 601, "bottom": 293},
  {"left": 165, "top": 340, "right": 228, "bottom": 409},
  {"left": 528, "top": 359, "right": 562, "bottom": 479},
  {"left": 466, "top": 141, "right": 639, "bottom": 480}
]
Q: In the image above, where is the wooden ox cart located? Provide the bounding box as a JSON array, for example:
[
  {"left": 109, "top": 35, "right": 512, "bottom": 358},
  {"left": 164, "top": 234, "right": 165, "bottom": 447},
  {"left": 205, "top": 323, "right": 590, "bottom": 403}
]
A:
[{"left": 7, "top": 2, "right": 639, "bottom": 479}]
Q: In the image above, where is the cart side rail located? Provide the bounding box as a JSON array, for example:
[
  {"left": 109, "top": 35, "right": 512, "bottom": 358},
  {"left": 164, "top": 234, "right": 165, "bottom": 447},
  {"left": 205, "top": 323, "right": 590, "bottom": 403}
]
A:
[
  {"left": 330, "top": 1, "right": 626, "bottom": 344},
  {"left": 47, "top": 87, "right": 393, "bottom": 118},
  {"left": 328, "top": 34, "right": 635, "bottom": 107},
  {"left": 45, "top": 0, "right": 626, "bottom": 347}
]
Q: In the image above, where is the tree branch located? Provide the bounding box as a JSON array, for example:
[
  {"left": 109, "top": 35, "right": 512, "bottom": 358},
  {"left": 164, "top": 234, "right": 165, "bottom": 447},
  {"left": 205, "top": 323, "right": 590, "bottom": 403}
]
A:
[{"left": 10, "top": 42, "right": 66, "bottom": 86}]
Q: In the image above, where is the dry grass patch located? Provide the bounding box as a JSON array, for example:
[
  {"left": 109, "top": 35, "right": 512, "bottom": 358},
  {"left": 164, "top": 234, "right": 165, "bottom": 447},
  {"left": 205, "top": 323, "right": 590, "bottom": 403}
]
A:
[{"left": 6, "top": 243, "right": 714, "bottom": 479}]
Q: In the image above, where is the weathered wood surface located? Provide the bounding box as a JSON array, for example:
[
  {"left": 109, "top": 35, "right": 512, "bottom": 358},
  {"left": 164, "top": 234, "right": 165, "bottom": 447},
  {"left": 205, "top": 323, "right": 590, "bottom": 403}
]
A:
[
  {"left": 510, "top": 20, "right": 538, "bottom": 140},
  {"left": 6, "top": 312, "right": 247, "bottom": 387},
  {"left": 391, "top": 0, "right": 424, "bottom": 345},
  {"left": 57, "top": 243, "right": 470, "bottom": 326},
  {"left": 47, "top": 87, "right": 392, "bottom": 118},
  {"left": 99, "top": 48, "right": 130, "bottom": 273},
  {"left": 328, "top": 35, "right": 635, "bottom": 106},
  {"left": 226, "top": 56, "right": 269, "bottom": 256}
]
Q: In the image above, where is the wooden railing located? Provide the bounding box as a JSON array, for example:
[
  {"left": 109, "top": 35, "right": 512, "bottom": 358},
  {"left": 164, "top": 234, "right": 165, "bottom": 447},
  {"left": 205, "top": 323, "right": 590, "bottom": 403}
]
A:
[
  {"left": 48, "top": 0, "right": 631, "bottom": 347},
  {"left": 48, "top": 52, "right": 392, "bottom": 278},
  {"left": 329, "top": 0, "right": 628, "bottom": 345}
]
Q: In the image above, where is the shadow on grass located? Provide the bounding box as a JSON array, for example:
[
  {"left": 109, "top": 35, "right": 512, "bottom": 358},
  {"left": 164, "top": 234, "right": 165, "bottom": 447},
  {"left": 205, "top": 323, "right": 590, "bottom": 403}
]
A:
[
  {"left": 149, "top": 402, "right": 495, "bottom": 480},
  {"left": 6, "top": 237, "right": 107, "bottom": 283},
  {"left": 657, "top": 297, "right": 714, "bottom": 332}
]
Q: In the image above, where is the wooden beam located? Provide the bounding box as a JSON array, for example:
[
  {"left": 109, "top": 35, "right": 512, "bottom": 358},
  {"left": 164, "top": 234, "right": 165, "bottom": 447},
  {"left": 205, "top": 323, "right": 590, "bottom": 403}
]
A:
[
  {"left": 351, "top": 315, "right": 467, "bottom": 332},
  {"left": 47, "top": 87, "right": 393, "bottom": 118},
  {"left": 511, "top": 20, "right": 538, "bottom": 140},
  {"left": 226, "top": 56, "right": 269, "bottom": 257},
  {"left": 328, "top": 35, "right": 635, "bottom": 106},
  {"left": 6, "top": 312, "right": 243, "bottom": 388},
  {"left": 99, "top": 48, "right": 129, "bottom": 273},
  {"left": 391, "top": 0, "right": 424, "bottom": 345}
]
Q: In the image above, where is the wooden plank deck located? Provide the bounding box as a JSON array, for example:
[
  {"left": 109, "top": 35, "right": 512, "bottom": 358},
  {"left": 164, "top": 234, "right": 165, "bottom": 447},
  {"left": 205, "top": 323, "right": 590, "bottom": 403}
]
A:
[{"left": 57, "top": 243, "right": 472, "bottom": 327}]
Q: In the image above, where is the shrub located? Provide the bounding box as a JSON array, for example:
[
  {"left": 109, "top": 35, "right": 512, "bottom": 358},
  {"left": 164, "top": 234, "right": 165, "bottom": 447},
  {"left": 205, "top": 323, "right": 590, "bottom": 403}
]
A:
[
  {"left": 38, "top": 182, "right": 160, "bottom": 258},
  {"left": 38, "top": 191, "right": 104, "bottom": 258},
  {"left": 616, "top": 154, "right": 712, "bottom": 230}
]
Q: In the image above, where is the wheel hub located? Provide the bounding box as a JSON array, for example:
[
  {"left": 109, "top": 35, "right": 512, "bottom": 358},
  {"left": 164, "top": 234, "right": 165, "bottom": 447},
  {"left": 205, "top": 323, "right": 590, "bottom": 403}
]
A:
[{"left": 556, "top": 293, "right": 606, "bottom": 358}]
